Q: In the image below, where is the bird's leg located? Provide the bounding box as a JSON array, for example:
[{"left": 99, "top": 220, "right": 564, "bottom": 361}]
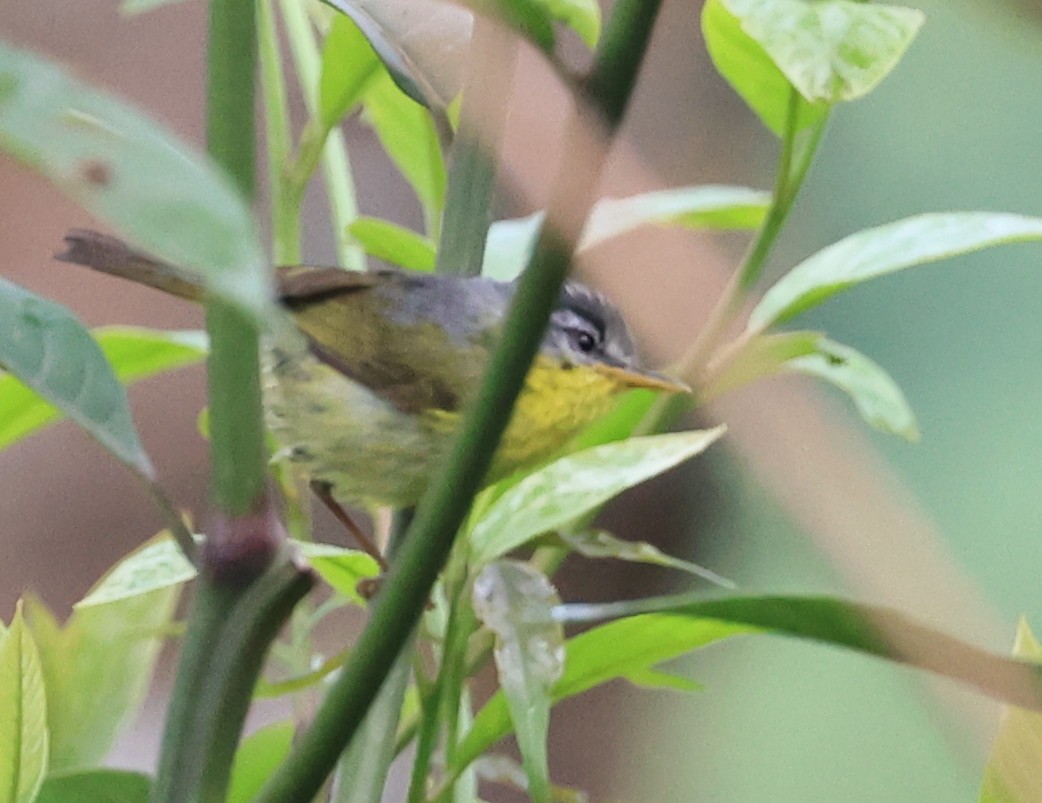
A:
[{"left": 309, "top": 480, "right": 389, "bottom": 572}]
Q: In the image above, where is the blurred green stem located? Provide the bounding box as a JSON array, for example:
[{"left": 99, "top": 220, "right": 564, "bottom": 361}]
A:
[
  {"left": 436, "top": 18, "right": 518, "bottom": 277},
  {"left": 278, "top": 0, "right": 362, "bottom": 268},
  {"left": 254, "top": 1, "right": 665, "bottom": 800}
]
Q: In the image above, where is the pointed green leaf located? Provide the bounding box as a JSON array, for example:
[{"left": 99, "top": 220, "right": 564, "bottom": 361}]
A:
[
  {"left": 75, "top": 535, "right": 197, "bottom": 609},
  {"left": 451, "top": 613, "right": 743, "bottom": 779},
  {"left": 323, "top": 0, "right": 471, "bottom": 110},
  {"left": 318, "top": 13, "right": 382, "bottom": 130},
  {"left": 0, "top": 326, "right": 206, "bottom": 455},
  {"left": 749, "top": 213, "right": 1042, "bottom": 330},
  {"left": 560, "top": 530, "right": 734, "bottom": 588},
  {"left": 363, "top": 71, "right": 447, "bottom": 217},
  {"left": 473, "top": 562, "right": 564, "bottom": 803},
  {"left": 226, "top": 722, "right": 295, "bottom": 803},
  {"left": 0, "top": 40, "right": 268, "bottom": 316},
  {"left": 0, "top": 281, "right": 154, "bottom": 476},
  {"left": 979, "top": 620, "right": 1042, "bottom": 803},
  {"left": 622, "top": 666, "right": 703, "bottom": 693},
  {"left": 0, "top": 602, "right": 49, "bottom": 803},
  {"left": 25, "top": 588, "right": 177, "bottom": 771},
  {"left": 582, "top": 185, "right": 771, "bottom": 245},
  {"left": 303, "top": 544, "right": 381, "bottom": 605},
  {"left": 702, "top": 330, "right": 823, "bottom": 400},
  {"left": 483, "top": 186, "right": 770, "bottom": 280},
  {"left": 785, "top": 338, "right": 919, "bottom": 441},
  {"left": 36, "top": 769, "right": 150, "bottom": 803},
  {"left": 469, "top": 428, "right": 725, "bottom": 565},
  {"left": 346, "top": 217, "right": 436, "bottom": 272}
]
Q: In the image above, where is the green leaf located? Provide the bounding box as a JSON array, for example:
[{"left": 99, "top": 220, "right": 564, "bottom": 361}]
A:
[
  {"left": 702, "top": 330, "right": 823, "bottom": 400},
  {"left": 703, "top": 0, "right": 922, "bottom": 135},
  {"left": 560, "top": 530, "right": 734, "bottom": 588},
  {"left": 483, "top": 185, "right": 770, "bottom": 281},
  {"left": 120, "top": 0, "right": 188, "bottom": 13},
  {"left": 0, "top": 41, "right": 268, "bottom": 316},
  {"left": 318, "top": 13, "right": 381, "bottom": 131},
  {"left": 468, "top": 428, "right": 726, "bottom": 565},
  {"left": 0, "top": 326, "right": 206, "bottom": 455},
  {"left": 748, "top": 213, "right": 1042, "bottom": 330},
  {"left": 582, "top": 185, "right": 771, "bottom": 246},
  {"left": 702, "top": 0, "right": 828, "bottom": 136},
  {"left": 0, "top": 281, "right": 154, "bottom": 477},
  {"left": 451, "top": 613, "right": 744, "bottom": 779},
  {"left": 979, "top": 620, "right": 1042, "bottom": 803},
  {"left": 785, "top": 338, "right": 919, "bottom": 441},
  {"left": 455, "top": 0, "right": 554, "bottom": 51},
  {"left": 363, "top": 71, "right": 447, "bottom": 218},
  {"left": 77, "top": 535, "right": 378, "bottom": 609},
  {"left": 0, "top": 602, "right": 49, "bottom": 803},
  {"left": 622, "top": 666, "right": 703, "bottom": 693},
  {"left": 346, "top": 217, "right": 436, "bottom": 272},
  {"left": 323, "top": 0, "right": 471, "bottom": 110},
  {"left": 36, "top": 769, "right": 150, "bottom": 803},
  {"left": 472, "top": 562, "right": 564, "bottom": 803},
  {"left": 302, "top": 544, "right": 382, "bottom": 605},
  {"left": 25, "top": 588, "right": 178, "bottom": 772},
  {"left": 226, "top": 721, "right": 294, "bottom": 803},
  {"left": 75, "top": 535, "right": 197, "bottom": 609}
]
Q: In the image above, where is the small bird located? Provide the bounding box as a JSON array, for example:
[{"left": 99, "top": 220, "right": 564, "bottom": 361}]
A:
[{"left": 57, "top": 230, "right": 687, "bottom": 514}]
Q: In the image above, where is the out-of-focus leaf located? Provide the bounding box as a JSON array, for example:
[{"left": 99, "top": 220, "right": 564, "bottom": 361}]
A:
[
  {"left": 583, "top": 185, "right": 770, "bottom": 245},
  {"left": 979, "top": 620, "right": 1042, "bottom": 803},
  {"left": 785, "top": 339, "right": 919, "bottom": 441},
  {"left": 469, "top": 428, "right": 725, "bottom": 565},
  {"left": 0, "top": 602, "right": 48, "bottom": 803},
  {"left": 346, "top": 217, "right": 436, "bottom": 272},
  {"left": 473, "top": 754, "right": 590, "bottom": 803},
  {"left": 226, "top": 721, "right": 295, "bottom": 803},
  {"left": 0, "top": 41, "right": 268, "bottom": 316},
  {"left": 455, "top": 0, "right": 553, "bottom": 51},
  {"left": 483, "top": 186, "right": 770, "bottom": 281},
  {"left": 702, "top": 0, "right": 828, "bottom": 136},
  {"left": 323, "top": 0, "right": 471, "bottom": 110},
  {"left": 120, "top": 0, "right": 189, "bottom": 13},
  {"left": 25, "top": 587, "right": 177, "bottom": 772},
  {"left": 0, "top": 326, "right": 206, "bottom": 454},
  {"left": 451, "top": 613, "right": 744, "bottom": 779},
  {"left": 363, "top": 71, "right": 447, "bottom": 218},
  {"left": 564, "top": 389, "right": 658, "bottom": 452},
  {"left": 303, "top": 544, "right": 381, "bottom": 605},
  {"left": 749, "top": 213, "right": 1042, "bottom": 330},
  {"left": 623, "top": 666, "right": 703, "bottom": 693},
  {"left": 0, "top": 281, "right": 154, "bottom": 477},
  {"left": 554, "top": 593, "right": 1042, "bottom": 710},
  {"left": 560, "top": 530, "right": 734, "bottom": 588},
  {"left": 36, "top": 769, "right": 151, "bottom": 803},
  {"left": 78, "top": 535, "right": 378, "bottom": 608},
  {"left": 702, "top": 330, "right": 823, "bottom": 400},
  {"left": 703, "top": 0, "right": 921, "bottom": 136},
  {"left": 318, "top": 13, "right": 381, "bottom": 130},
  {"left": 472, "top": 561, "right": 564, "bottom": 803}
]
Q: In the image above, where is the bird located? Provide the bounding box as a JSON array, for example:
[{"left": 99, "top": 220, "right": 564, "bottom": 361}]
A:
[{"left": 56, "top": 229, "right": 687, "bottom": 519}]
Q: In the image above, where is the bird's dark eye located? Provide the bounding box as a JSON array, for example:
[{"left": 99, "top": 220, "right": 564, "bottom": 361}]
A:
[{"left": 570, "top": 328, "right": 599, "bottom": 353}]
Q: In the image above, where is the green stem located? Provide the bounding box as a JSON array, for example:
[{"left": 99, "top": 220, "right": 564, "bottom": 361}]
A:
[
  {"left": 278, "top": 0, "right": 363, "bottom": 269},
  {"left": 258, "top": 0, "right": 300, "bottom": 264},
  {"left": 435, "top": 18, "right": 517, "bottom": 277},
  {"left": 254, "top": 3, "right": 665, "bottom": 800}
]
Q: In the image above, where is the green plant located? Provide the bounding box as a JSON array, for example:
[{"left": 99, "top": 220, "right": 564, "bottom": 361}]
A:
[{"left": 2, "top": 1, "right": 1042, "bottom": 801}]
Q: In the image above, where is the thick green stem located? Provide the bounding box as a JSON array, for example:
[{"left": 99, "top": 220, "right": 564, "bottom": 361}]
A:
[
  {"left": 436, "top": 18, "right": 517, "bottom": 277},
  {"left": 254, "top": 3, "right": 665, "bottom": 800}
]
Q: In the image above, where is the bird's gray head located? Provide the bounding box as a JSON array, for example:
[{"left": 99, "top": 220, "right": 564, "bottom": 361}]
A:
[{"left": 545, "top": 282, "right": 640, "bottom": 370}]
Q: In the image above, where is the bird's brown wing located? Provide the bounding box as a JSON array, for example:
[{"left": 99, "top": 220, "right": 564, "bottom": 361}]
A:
[{"left": 276, "top": 266, "right": 470, "bottom": 414}]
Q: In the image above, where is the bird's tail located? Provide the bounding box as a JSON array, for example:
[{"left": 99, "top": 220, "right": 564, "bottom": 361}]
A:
[{"left": 55, "top": 229, "right": 204, "bottom": 302}]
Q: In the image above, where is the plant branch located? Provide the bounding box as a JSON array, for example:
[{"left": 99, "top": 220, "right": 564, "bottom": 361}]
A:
[
  {"left": 436, "top": 18, "right": 518, "bottom": 277},
  {"left": 254, "top": 2, "right": 666, "bottom": 800}
]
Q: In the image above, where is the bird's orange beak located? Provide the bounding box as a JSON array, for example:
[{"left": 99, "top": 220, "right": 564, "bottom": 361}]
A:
[{"left": 591, "top": 363, "right": 691, "bottom": 394}]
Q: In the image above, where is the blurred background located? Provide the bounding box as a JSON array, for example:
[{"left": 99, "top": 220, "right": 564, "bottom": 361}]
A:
[{"left": 2, "top": 0, "right": 1042, "bottom": 800}]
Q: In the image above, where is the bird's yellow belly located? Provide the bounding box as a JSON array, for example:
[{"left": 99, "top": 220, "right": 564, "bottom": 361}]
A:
[{"left": 263, "top": 350, "right": 621, "bottom": 508}]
